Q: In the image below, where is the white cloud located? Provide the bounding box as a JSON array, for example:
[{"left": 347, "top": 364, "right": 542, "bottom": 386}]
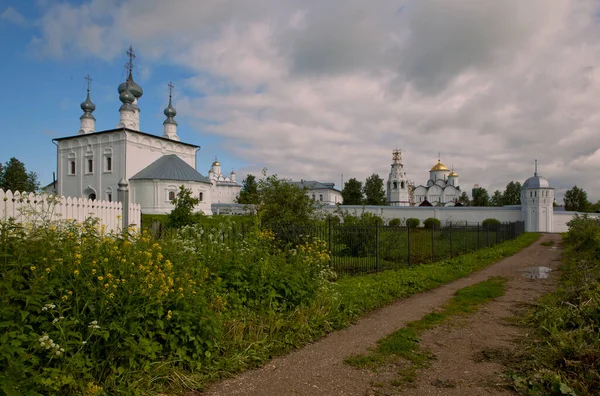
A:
[
  {"left": 1, "top": 6, "right": 28, "bottom": 26},
  {"left": 29, "top": 0, "right": 600, "bottom": 200}
]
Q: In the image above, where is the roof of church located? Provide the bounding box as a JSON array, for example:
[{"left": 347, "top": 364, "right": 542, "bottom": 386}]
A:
[
  {"left": 430, "top": 160, "right": 449, "bottom": 171},
  {"left": 522, "top": 174, "right": 551, "bottom": 189},
  {"left": 52, "top": 127, "right": 199, "bottom": 148},
  {"left": 290, "top": 180, "right": 341, "bottom": 192},
  {"left": 130, "top": 154, "right": 209, "bottom": 183}
]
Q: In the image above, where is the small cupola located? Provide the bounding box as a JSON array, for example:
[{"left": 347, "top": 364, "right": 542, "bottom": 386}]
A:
[{"left": 78, "top": 75, "right": 96, "bottom": 134}]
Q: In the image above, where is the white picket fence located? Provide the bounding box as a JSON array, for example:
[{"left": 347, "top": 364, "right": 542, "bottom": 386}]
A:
[{"left": 0, "top": 189, "right": 141, "bottom": 233}]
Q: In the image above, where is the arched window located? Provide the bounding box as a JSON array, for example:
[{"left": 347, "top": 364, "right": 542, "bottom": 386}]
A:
[
  {"left": 393, "top": 181, "right": 398, "bottom": 190},
  {"left": 169, "top": 191, "right": 175, "bottom": 201},
  {"left": 199, "top": 192, "right": 203, "bottom": 201},
  {"left": 68, "top": 152, "right": 76, "bottom": 175},
  {"left": 401, "top": 181, "right": 405, "bottom": 189}
]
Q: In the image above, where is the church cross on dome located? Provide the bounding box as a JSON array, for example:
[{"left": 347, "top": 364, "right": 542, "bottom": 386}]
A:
[
  {"left": 168, "top": 81, "right": 174, "bottom": 99},
  {"left": 534, "top": 159, "right": 538, "bottom": 176},
  {"left": 85, "top": 74, "right": 92, "bottom": 93},
  {"left": 125, "top": 46, "right": 136, "bottom": 76}
]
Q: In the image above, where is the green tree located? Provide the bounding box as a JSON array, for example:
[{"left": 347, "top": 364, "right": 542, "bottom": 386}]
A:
[
  {"left": 341, "top": 178, "right": 364, "bottom": 205},
  {"left": 258, "top": 173, "right": 316, "bottom": 230},
  {"left": 563, "top": 185, "right": 590, "bottom": 212},
  {"left": 167, "top": 185, "right": 201, "bottom": 228},
  {"left": 1, "top": 157, "right": 39, "bottom": 192},
  {"left": 237, "top": 174, "right": 259, "bottom": 204},
  {"left": 363, "top": 174, "right": 386, "bottom": 205},
  {"left": 502, "top": 181, "right": 522, "bottom": 205},
  {"left": 471, "top": 187, "right": 490, "bottom": 207},
  {"left": 457, "top": 191, "right": 470, "bottom": 206},
  {"left": 490, "top": 190, "right": 504, "bottom": 206}
]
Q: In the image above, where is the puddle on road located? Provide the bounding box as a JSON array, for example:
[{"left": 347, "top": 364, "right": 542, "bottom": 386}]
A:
[{"left": 520, "top": 266, "right": 552, "bottom": 279}]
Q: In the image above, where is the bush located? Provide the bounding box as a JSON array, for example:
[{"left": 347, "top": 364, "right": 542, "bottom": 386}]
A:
[
  {"left": 0, "top": 217, "right": 332, "bottom": 394},
  {"left": 482, "top": 218, "right": 501, "bottom": 230},
  {"left": 406, "top": 218, "right": 420, "bottom": 228},
  {"left": 388, "top": 218, "right": 402, "bottom": 227},
  {"left": 423, "top": 218, "right": 440, "bottom": 229},
  {"left": 167, "top": 185, "right": 202, "bottom": 229}
]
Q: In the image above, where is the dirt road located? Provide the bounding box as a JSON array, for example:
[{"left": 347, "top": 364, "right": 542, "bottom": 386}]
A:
[{"left": 204, "top": 234, "right": 562, "bottom": 396}]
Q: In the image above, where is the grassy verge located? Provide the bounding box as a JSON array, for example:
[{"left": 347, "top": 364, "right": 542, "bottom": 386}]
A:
[
  {"left": 345, "top": 277, "right": 508, "bottom": 385},
  {"left": 329, "top": 232, "right": 539, "bottom": 322},
  {"left": 188, "top": 233, "right": 539, "bottom": 389},
  {"left": 507, "top": 217, "right": 600, "bottom": 395}
]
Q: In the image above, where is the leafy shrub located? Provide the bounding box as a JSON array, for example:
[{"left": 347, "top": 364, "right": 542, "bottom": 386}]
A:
[
  {"left": 388, "top": 218, "right": 402, "bottom": 227},
  {"left": 0, "top": 216, "right": 332, "bottom": 394},
  {"left": 482, "top": 218, "right": 501, "bottom": 230},
  {"left": 406, "top": 218, "right": 420, "bottom": 228},
  {"left": 167, "top": 185, "right": 203, "bottom": 228},
  {"left": 336, "top": 212, "right": 383, "bottom": 257},
  {"left": 423, "top": 218, "right": 440, "bottom": 229}
]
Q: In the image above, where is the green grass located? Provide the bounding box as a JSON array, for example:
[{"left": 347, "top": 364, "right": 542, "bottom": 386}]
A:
[
  {"left": 345, "top": 277, "right": 508, "bottom": 385},
  {"left": 507, "top": 219, "right": 600, "bottom": 395},
  {"left": 329, "top": 233, "right": 539, "bottom": 321},
  {"left": 539, "top": 240, "right": 554, "bottom": 247}
]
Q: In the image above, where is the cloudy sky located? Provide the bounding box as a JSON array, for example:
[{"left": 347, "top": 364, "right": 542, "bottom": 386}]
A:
[{"left": 1, "top": 0, "right": 600, "bottom": 201}]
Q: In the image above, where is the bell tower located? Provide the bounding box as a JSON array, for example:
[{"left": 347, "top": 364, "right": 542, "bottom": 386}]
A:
[{"left": 387, "top": 149, "right": 410, "bottom": 206}]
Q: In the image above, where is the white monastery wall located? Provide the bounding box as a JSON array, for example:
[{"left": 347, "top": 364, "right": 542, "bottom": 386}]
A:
[{"left": 322, "top": 205, "right": 523, "bottom": 225}]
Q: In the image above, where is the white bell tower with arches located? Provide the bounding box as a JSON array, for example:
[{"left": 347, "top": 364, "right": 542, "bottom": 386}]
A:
[{"left": 387, "top": 149, "right": 410, "bottom": 206}]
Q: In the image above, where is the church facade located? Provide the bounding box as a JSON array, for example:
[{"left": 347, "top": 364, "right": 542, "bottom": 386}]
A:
[
  {"left": 52, "top": 49, "right": 239, "bottom": 215},
  {"left": 412, "top": 159, "right": 460, "bottom": 206}
]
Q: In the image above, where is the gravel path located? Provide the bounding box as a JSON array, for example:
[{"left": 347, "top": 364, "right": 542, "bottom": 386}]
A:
[{"left": 203, "top": 234, "right": 562, "bottom": 396}]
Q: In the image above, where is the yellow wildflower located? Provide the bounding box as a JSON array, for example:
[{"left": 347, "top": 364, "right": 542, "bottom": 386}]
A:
[
  {"left": 30, "top": 266, "right": 36, "bottom": 271},
  {"left": 74, "top": 269, "right": 79, "bottom": 275},
  {"left": 166, "top": 310, "right": 172, "bottom": 320},
  {"left": 97, "top": 276, "right": 103, "bottom": 281},
  {"left": 45, "top": 267, "right": 51, "bottom": 273}
]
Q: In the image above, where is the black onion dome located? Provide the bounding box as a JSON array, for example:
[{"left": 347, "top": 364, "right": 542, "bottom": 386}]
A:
[
  {"left": 118, "top": 72, "right": 143, "bottom": 98},
  {"left": 80, "top": 92, "right": 96, "bottom": 112}
]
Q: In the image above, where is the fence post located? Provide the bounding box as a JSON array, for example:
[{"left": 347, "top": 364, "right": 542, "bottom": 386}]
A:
[
  {"left": 431, "top": 223, "right": 435, "bottom": 261},
  {"left": 486, "top": 225, "right": 490, "bottom": 246},
  {"left": 477, "top": 223, "right": 480, "bottom": 249},
  {"left": 328, "top": 217, "right": 333, "bottom": 268},
  {"left": 465, "top": 221, "right": 468, "bottom": 251},
  {"left": 117, "top": 178, "right": 129, "bottom": 231},
  {"left": 375, "top": 221, "right": 380, "bottom": 272},
  {"left": 407, "top": 223, "right": 411, "bottom": 266},
  {"left": 449, "top": 222, "right": 453, "bottom": 256}
]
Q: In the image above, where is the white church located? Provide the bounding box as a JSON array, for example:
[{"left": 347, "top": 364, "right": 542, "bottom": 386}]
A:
[
  {"left": 386, "top": 150, "right": 460, "bottom": 206},
  {"left": 50, "top": 48, "right": 240, "bottom": 215}
]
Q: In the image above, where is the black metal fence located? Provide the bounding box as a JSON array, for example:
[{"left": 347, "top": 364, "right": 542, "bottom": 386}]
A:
[
  {"left": 271, "top": 221, "right": 525, "bottom": 275},
  {"left": 152, "top": 217, "right": 525, "bottom": 276}
]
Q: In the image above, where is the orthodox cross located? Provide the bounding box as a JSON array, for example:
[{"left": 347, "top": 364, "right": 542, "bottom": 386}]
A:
[
  {"left": 125, "top": 45, "right": 136, "bottom": 75},
  {"left": 534, "top": 159, "right": 538, "bottom": 176},
  {"left": 85, "top": 74, "right": 92, "bottom": 93},
  {"left": 168, "top": 81, "right": 174, "bottom": 99}
]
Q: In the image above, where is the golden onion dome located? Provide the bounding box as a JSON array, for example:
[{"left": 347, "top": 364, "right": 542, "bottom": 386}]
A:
[
  {"left": 430, "top": 160, "right": 449, "bottom": 171},
  {"left": 212, "top": 161, "right": 220, "bottom": 167},
  {"left": 449, "top": 170, "right": 458, "bottom": 177}
]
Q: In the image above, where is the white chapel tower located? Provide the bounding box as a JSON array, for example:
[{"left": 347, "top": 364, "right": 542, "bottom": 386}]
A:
[
  {"left": 521, "top": 160, "right": 554, "bottom": 232},
  {"left": 387, "top": 149, "right": 410, "bottom": 206}
]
